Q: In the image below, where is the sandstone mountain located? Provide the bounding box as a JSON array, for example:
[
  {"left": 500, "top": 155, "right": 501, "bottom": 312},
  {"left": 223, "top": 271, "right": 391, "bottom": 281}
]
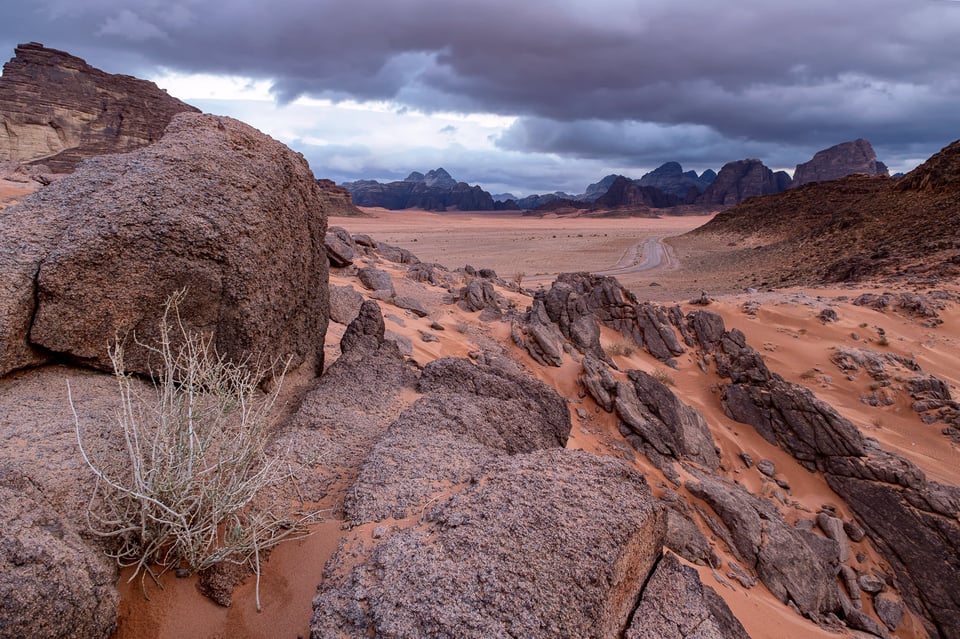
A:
[
  {"left": 677, "top": 139, "right": 960, "bottom": 287},
  {"left": 792, "top": 139, "right": 889, "bottom": 188},
  {"left": 342, "top": 168, "right": 499, "bottom": 211},
  {"left": 316, "top": 178, "right": 365, "bottom": 216},
  {"left": 638, "top": 161, "right": 716, "bottom": 200},
  {"left": 697, "top": 158, "right": 792, "bottom": 207},
  {"left": 596, "top": 175, "right": 684, "bottom": 209},
  {"left": 0, "top": 42, "right": 198, "bottom": 173}
]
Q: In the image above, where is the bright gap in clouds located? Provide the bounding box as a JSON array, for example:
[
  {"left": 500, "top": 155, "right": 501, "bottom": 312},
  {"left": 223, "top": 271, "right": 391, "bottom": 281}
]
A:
[{"left": 148, "top": 69, "right": 522, "bottom": 186}]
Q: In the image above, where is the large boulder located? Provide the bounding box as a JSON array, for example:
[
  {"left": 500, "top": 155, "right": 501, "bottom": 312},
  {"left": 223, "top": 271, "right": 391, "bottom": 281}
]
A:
[
  {"left": 0, "top": 112, "right": 329, "bottom": 378},
  {"left": 313, "top": 449, "right": 665, "bottom": 639}
]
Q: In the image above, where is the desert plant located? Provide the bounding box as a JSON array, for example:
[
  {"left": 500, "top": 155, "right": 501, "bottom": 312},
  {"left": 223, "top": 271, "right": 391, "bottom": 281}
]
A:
[
  {"left": 651, "top": 368, "right": 676, "bottom": 386},
  {"left": 606, "top": 340, "right": 636, "bottom": 357},
  {"left": 800, "top": 368, "right": 817, "bottom": 380},
  {"left": 70, "top": 291, "right": 318, "bottom": 606},
  {"left": 513, "top": 271, "right": 526, "bottom": 289}
]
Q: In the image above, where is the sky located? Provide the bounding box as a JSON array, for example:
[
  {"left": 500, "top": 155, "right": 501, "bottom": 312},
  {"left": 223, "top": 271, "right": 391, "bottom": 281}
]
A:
[{"left": 2, "top": 0, "right": 960, "bottom": 196}]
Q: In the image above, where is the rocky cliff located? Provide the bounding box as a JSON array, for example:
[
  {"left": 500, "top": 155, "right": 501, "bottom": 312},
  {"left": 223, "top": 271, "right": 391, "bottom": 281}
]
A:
[
  {"left": 0, "top": 42, "right": 199, "bottom": 173},
  {"left": 596, "top": 175, "right": 682, "bottom": 209},
  {"left": 792, "top": 139, "right": 889, "bottom": 188},
  {"left": 697, "top": 159, "right": 791, "bottom": 207},
  {"left": 316, "top": 178, "right": 365, "bottom": 216}
]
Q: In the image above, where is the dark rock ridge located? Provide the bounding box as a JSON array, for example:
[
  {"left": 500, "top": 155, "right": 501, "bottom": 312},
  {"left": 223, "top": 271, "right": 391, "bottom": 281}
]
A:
[
  {"left": 0, "top": 42, "right": 199, "bottom": 172},
  {"left": 596, "top": 175, "right": 684, "bottom": 209},
  {"left": 638, "top": 161, "right": 716, "bottom": 200},
  {"left": 0, "top": 112, "right": 330, "bottom": 378},
  {"left": 792, "top": 139, "right": 888, "bottom": 188},
  {"left": 683, "top": 139, "right": 960, "bottom": 285},
  {"left": 342, "top": 168, "right": 500, "bottom": 211},
  {"left": 698, "top": 159, "right": 791, "bottom": 207}
]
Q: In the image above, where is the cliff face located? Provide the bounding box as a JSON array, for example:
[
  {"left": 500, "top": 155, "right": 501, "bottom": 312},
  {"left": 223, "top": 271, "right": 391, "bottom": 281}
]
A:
[
  {"left": 792, "top": 139, "right": 888, "bottom": 188},
  {"left": 0, "top": 42, "right": 199, "bottom": 172},
  {"left": 342, "top": 169, "right": 498, "bottom": 211}
]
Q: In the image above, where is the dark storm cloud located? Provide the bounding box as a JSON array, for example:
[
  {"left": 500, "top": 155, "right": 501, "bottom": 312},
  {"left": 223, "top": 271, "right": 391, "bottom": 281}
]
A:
[{"left": 3, "top": 0, "right": 959, "bottom": 170}]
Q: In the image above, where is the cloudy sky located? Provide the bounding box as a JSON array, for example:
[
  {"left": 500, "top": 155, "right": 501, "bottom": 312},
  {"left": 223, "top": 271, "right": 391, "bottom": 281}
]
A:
[{"left": 3, "top": 0, "right": 959, "bottom": 195}]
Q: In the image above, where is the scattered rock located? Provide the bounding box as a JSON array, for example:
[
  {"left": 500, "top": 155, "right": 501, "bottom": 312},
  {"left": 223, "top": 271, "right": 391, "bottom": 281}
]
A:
[
  {"left": 757, "top": 459, "right": 776, "bottom": 477},
  {"left": 357, "top": 266, "right": 395, "bottom": 295},
  {"left": 341, "top": 300, "right": 385, "bottom": 353},
  {"left": 874, "top": 592, "right": 904, "bottom": 631},
  {"left": 329, "top": 284, "right": 364, "bottom": 325},
  {"left": 818, "top": 308, "right": 839, "bottom": 322},
  {"left": 393, "top": 295, "right": 429, "bottom": 317}
]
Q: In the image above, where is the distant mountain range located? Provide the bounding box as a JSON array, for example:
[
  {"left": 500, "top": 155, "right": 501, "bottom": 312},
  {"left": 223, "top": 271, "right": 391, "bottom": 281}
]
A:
[{"left": 341, "top": 139, "right": 890, "bottom": 213}]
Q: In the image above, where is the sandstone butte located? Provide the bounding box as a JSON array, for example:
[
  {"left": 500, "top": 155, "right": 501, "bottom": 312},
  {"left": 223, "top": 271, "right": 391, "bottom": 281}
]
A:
[{"left": 0, "top": 43, "right": 958, "bottom": 639}]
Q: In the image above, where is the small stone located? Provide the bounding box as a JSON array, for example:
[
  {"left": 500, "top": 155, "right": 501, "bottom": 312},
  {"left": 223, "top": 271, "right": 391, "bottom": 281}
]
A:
[
  {"left": 739, "top": 452, "right": 754, "bottom": 468},
  {"left": 843, "top": 519, "right": 866, "bottom": 542},
  {"left": 858, "top": 573, "right": 885, "bottom": 594},
  {"left": 757, "top": 459, "right": 776, "bottom": 477},
  {"left": 372, "top": 526, "right": 386, "bottom": 539},
  {"left": 175, "top": 568, "right": 191, "bottom": 578},
  {"left": 576, "top": 408, "right": 588, "bottom": 419},
  {"left": 431, "top": 321, "right": 445, "bottom": 331}
]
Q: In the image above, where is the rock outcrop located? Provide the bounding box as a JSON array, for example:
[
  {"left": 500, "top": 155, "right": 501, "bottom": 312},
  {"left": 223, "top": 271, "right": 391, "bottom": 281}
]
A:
[
  {"left": 792, "top": 139, "right": 888, "bottom": 188},
  {"left": 688, "top": 310, "right": 960, "bottom": 638},
  {"left": 0, "top": 42, "right": 198, "bottom": 172},
  {"left": 698, "top": 159, "right": 790, "bottom": 207},
  {"left": 0, "top": 112, "right": 329, "bottom": 378}
]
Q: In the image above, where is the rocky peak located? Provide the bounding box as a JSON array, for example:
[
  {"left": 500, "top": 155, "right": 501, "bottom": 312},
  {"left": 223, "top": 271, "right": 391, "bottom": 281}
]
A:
[
  {"left": 792, "top": 139, "right": 889, "bottom": 188},
  {"left": 0, "top": 42, "right": 199, "bottom": 173},
  {"left": 423, "top": 167, "right": 457, "bottom": 189},
  {"left": 639, "top": 162, "right": 715, "bottom": 200},
  {"left": 582, "top": 174, "right": 620, "bottom": 201},
  {"left": 698, "top": 159, "right": 790, "bottom": 207},
  {"left": 404, "top": 171, "right": 426, "bottom": 182}
]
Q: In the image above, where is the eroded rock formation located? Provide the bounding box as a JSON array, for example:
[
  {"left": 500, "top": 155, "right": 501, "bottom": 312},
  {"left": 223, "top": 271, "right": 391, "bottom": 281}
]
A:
[
  {"left": 0, "top": 42, "right": 198, "bottom": 172},
  {"left": 698, "top": 159, "right": 791, "bottom": 207}
]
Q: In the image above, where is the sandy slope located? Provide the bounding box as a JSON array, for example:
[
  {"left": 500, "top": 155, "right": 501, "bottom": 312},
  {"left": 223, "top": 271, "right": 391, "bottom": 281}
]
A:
[{"left": 109, "top": 211, "right": 957, "bottom": 638}]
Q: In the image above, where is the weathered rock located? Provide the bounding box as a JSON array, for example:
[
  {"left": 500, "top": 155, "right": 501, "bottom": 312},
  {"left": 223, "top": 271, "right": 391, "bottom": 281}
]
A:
[
  {"left": 513, "top": 297, "right": 566, "bottom": 367},
  {"left": 2, "top": 112, "right": 329, "bottom": 378},
  {"left": 637, "top": 161, "right": 715, "bottom": 199},
  {"left": 458, "top": 279, "right": 500, "bottom": 315},
  {"left": 664, "top": 508, "right": 720, "bottom": 568},
  {"left": 0, "top": 466, "right": 118, "bottom": 639},
  {"left": 314, "top": 450, "right": 665, "bottom": 639},
  {"left": 392, "top": 295, "right": 429, "bottom": 317},
  {"left": 340, "top": 300, "right": 385, "bottom": 354},
  {"left": 858, "top": 573, "right": 885, "bottom": 594},
  {"left": 407, "top": 262, "right": 455, "bottom": 288},
  {"left": 816, "top": 512, "right": 851, "bottom": 563},
  {"left": 686, "top": 473, "right": 840, "bottom": 619},
  {"left": 792, "top": 139, "right": 888, "bottom": 188},
  {"left": 874, "top": 592, "right": 904, "bottom": 631},
  {"left": 345, "top": 357, "right": 571, "bottom": 523},
  {"left": 0, "top": 42, "right": 199, "bottom": 172},
  {"left": 328, "top": 284, "right": 364, "bottom": 325},
  {"left": 830, "top": 347, "right": 921, "bottom": 381},
  {"left": 617, "top": 370, "right": 719, "bottom": 470},
  {"left": 757, "top": 459, "right": 776, "bottom": 477},
  {"left": 579, "top": 355, "right": 618, "bottom": 412},
  {"left": 627, "top": 552, "right": 750, "bottom": 639},
  {"left": 357, "top": 266, "right": 395, "bottom": 295},
  {"left": 543, "top": 273, "right": 683, "bottom": 362},
  {"left": 325, "top": 228, "right": 356, "bottom": 267},
  {"left": 376, "top": 242, "right": 420, "bottom": 265}
]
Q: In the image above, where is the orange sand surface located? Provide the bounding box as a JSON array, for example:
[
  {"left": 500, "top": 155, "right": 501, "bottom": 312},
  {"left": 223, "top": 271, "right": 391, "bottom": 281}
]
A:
[{"left": 110, "top": 213, "right": 957, "bottom": 638}]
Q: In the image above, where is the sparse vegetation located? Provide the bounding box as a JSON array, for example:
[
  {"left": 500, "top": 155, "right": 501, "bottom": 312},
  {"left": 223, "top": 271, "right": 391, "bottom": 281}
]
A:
[
  {"left": 877, "top": 335, "right": 890, "bottom": 346},
  {"left": 800, "top": 369, "right": 817, "bottom": 380},
  {"left": 70, "top": 291, "right": 320, "bottom": 607},
  {"left": 513, "top": 271, "right": 525, "bottom": 289},
  {"left": 651, "top": 368, "right": 676, "bottom": 386},
  {"left": 606, "top": 340, "right": 636, "bottom": 357}
]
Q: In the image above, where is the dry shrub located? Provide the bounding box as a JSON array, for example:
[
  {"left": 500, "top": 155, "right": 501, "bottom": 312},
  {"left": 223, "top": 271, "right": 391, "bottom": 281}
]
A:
[
  {"left": 606, "top": 340, "right": 636, "bottom": 357},
  {"left": 70, "top": 291, "right": 320, "bottom": 606},
  {"left": 651, "top": 368, "right": 675, "bottom": 386}
]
